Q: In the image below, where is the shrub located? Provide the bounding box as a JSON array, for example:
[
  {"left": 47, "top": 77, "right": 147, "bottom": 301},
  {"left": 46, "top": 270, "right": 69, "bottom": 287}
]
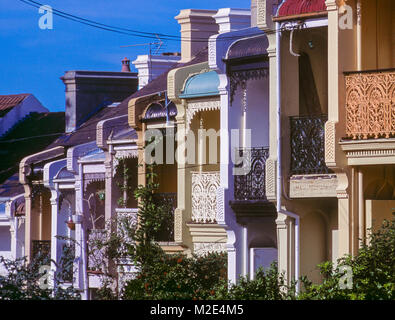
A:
[
  {"left": 0, "top": 254, "right": 81, "bottom": 300},
  {"left": 122, "top": 252, "right": 227, "bottom": 300}
]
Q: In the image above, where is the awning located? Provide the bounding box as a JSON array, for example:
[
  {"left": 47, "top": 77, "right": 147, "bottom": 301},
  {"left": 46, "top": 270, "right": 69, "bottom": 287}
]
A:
[
  {"left": 142, "top": 101, "right": 177, "bottom": 122},
  {"left": 227, "top": 35, "right": 268, "bottom": 61},
  {"left": 179, "top": 71, "right": 220, "bottom": 99},
  {"left": 276, "top": 0, "right": 327, "bottom": 19}
]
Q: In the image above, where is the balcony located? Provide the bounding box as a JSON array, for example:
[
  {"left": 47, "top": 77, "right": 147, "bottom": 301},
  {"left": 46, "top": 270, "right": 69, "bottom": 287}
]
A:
[
  {"left": 191, "top": 171, "right": 220, "bottom": 223},
  {"left": 231, "top": 147, "right": 275, "bottom": 221},
  {"left": 344, "top": 69, "right": 395, "bottom": 140},
  {"left": 234, "top": 147, "right": 269, "bottom": 201},
  {"left": 290, "top": 115, "right": 330, "bottom": 175}
]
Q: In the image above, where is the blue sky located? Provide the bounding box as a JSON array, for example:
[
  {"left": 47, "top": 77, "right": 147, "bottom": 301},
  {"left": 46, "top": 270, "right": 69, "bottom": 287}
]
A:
[{"left": 0, "top": 0, "right": 248, "bottom": 112}]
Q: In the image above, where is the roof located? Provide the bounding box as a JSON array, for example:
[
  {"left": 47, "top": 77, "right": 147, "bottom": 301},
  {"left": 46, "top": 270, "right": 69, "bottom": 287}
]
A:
[
  {"left": 0, "top": 93, "right": 30, "bottom": 117},
  {"left": 48, "top": 47, "right": 208, "bottom": 148},
  {"left": 179, "top": 71, "right": 219, "bottom": 98},
  {"left": 142, "top": 101, "right": 177, "bottom": 122},
  {"left": 0, "top": 174, "right": 24, "bottom": 198},
  {"left": 0, "top": 112, "right": 65, "bottom": 184},
  {"left": 277, "top": 0, "right": 327, "bottom": 18},
  {"left": 226, "top": 33, "right": 268, "bottom": 61}
]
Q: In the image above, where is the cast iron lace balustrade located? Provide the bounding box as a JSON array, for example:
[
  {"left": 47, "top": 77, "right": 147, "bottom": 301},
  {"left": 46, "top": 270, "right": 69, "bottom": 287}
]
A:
[
  {"left": 153, "top": 192, "right": 177, "bottom": 242},
  {"left": 58, "top": 242, "right": 75, "bottom": 283},
  {"left": 290, "top": 115, "right": 329, "bottom": 175},
  {"left": 191, "top": 171, "right": 220, "bottom": 223},
  {"left": 345, "top": 69, "right": 395, "bottom": 139},
  {"left": 234, "top": 147, "right": 269, "bottom": 201},
  {"left": 87, "top": 229, "right": 107, "bottom": 273},
  {"left": 32, "top": 240, "right": 51, "bottom": 263}
]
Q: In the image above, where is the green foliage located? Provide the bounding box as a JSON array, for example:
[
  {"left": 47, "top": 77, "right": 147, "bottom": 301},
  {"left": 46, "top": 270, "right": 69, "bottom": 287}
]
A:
[
  {"left": 211, "top": 262, "right": 295, "bottom": 300},
  {"left": 122, "top": 252, "right": 227, "bottom": 300},
  {"left": 0, "top": 254, "right": 81, "bottom": 300}
]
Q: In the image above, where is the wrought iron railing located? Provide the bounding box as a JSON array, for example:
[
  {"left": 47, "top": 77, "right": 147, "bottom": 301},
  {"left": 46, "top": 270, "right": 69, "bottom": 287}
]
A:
[
  {"left": 234, "top": 147, "right": 269, "bottom": 201},
  {"left": 153, "top": 192, "right": 177, "bottom": 242},
  {"left": 32, "top": 240, "right": 51, "bottom": 263},
  {"left": 290, "top": 115, "right": 329, "bottom": 175},
  {"left": 58, "top": 242, "right": 75, "bottom": 282},
  {"left": 87, "top": 229, "right": 107, "bottom": 273},
  {"left": 191, "top": 171, "right": 220, "bottom": 223},
  {"left": 345, "top": 69, "right": 395, "bottom": 139}
]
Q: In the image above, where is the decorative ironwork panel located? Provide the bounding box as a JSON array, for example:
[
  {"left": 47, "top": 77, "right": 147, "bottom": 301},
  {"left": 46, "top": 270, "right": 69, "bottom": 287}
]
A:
[
  {"left": 87, "top": 229, "right": 107, "bottom": 272},
  {"left": 32, "top": 240, "right": 51, "bottom": 263},
  {"left": 153, "top": 192, "right": 177, "bottom": 242},
  {"left": 191, "top": 171, "right": 220, "bottom": 223},
  {"left": 234, "top": 147, "right": 269, "bottom": 201},
  {"left": 58, "top": 242, "right": 75, "bottom": 283},
  {"left": 345, "top": 69, "right": 395, "bottom": 139},
  {"left": 290, "top": 115, "right": 330, "bottom": 175}
]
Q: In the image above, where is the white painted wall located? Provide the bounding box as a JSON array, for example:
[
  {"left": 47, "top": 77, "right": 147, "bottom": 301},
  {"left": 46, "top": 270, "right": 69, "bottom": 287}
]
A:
[{"left": 0, "top": 226, "right": 12, "bottom": 275}]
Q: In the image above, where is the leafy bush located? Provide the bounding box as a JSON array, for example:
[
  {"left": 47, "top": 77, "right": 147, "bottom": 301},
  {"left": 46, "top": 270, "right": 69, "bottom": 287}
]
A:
[
  {"left": 0, "top": 254, "right": 81, "bottom": 300},
  {"left": 211, "top": 262, "right": 295, "bottom": 300},
  {"left": 123, "top": 252, "right": 227, "bottom": 300}
]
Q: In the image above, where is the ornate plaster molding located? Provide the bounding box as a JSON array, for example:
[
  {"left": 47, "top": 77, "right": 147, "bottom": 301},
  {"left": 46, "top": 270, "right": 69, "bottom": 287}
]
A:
[
  {"left": 289, "top": 174, "right": 338, "bottom": 198},
  {"left": 265, "top": 158, "right": 277, "bottom": 201},
  {"left": 325, "top": 120, "right": 337, "bottom": 167},
  {"left": 193, "top": 242, "right": 226, "bottom": 256}
]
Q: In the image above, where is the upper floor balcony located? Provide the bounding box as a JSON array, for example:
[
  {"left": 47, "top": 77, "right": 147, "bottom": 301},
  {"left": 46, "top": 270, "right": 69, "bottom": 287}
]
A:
[
  {"left": 231, "top": 146, "right": 276, "bottom": 220},
  {"left": 290, "top": 115, "right": 330, "bottom": 175},
  {"left": 340, "top": 69, "right": 395, "bottom": 166},
  {"left": 344, "top": 69, "right": 394, "bottom": 140},
  {"left": 289, "top": 115, "right": 337, "bottom": 198},
  {"left": 234, "top": 147, "right": 269, "bottom": 201},
  {"left": 191, "top": 171, "right": 220, "bottom": 223}
]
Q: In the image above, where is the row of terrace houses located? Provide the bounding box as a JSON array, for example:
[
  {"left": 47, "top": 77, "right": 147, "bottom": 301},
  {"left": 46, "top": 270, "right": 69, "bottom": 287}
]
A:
[{"left": 0, "top": 0, "right": 393, "bottom": 299}]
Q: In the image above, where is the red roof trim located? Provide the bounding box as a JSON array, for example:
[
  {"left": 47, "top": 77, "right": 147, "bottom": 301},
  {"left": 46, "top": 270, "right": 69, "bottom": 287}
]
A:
[{"left": 277, "top": 0, "right": 327, "bottom": 17}]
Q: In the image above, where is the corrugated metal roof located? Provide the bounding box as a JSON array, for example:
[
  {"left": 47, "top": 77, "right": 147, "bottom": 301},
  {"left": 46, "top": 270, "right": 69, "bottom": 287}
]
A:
[
  {"left": 227, "top": 33, "right": 268, "bottom": 61},
  {"left": 179, "top": 71, "right": 219, "bottom": 98},
  {"left": 143, "top": 101, "right": 177, "bottom": 122},
  {"left": 277, "top": 0, "right": 327, "bottom": 17},
  {"left": 0, "top": 93, "right": 30, "bottom": 116}
]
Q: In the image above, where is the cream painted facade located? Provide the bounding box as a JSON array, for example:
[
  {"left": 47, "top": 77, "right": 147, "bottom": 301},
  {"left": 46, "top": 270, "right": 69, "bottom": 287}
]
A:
[{"left": 167, "top": 62, "right": 227, "bottom": 256}]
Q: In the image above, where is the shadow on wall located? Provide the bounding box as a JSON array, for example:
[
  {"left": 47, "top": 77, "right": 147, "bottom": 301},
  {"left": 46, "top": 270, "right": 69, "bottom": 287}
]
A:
[
  {"left": 300, "top": 211, "right": 327, "bottom": 284},
  {"left": 0, "top": 226, "right": 11, "bottom": 251}
]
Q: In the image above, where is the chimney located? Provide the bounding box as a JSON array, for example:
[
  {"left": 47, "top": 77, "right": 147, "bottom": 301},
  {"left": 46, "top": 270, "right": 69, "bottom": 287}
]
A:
[
  {"left": 213, "top": 8, "right": 251, "bottom": 34},
  {"left": 132, "top": 53, "right": 181, "bottom": 89},
  {"left": 61, "top": 70, "right": 138, "bottom": 133},
  {"left": 121, "top": 57, "right": 131, "bottom": 72},
  {"left": 251, "top": 0, "right": 258, "bottom": 27},
  {"left": 175, "top": 9, "right": 219, "bottom": 63}
]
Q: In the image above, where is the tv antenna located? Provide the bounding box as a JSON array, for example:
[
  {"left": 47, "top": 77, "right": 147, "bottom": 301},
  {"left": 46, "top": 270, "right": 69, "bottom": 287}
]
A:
[{"left": 120, "top": 34, "right": 164, "bottom": 55}]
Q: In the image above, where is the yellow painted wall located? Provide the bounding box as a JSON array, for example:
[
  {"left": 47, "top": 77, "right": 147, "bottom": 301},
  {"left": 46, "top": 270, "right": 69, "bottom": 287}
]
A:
[
  {"left": 365, "top": 199, "right": 395, "bottom": 233},
  {"left": 362, "top": 0, "right": 394, "bottom": 69},
  {"left": 295, "top": 27, "right": 328, "bottom": 114},
  {"left": 300, "top": 212, "right": 327, "bottom": 284}
]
